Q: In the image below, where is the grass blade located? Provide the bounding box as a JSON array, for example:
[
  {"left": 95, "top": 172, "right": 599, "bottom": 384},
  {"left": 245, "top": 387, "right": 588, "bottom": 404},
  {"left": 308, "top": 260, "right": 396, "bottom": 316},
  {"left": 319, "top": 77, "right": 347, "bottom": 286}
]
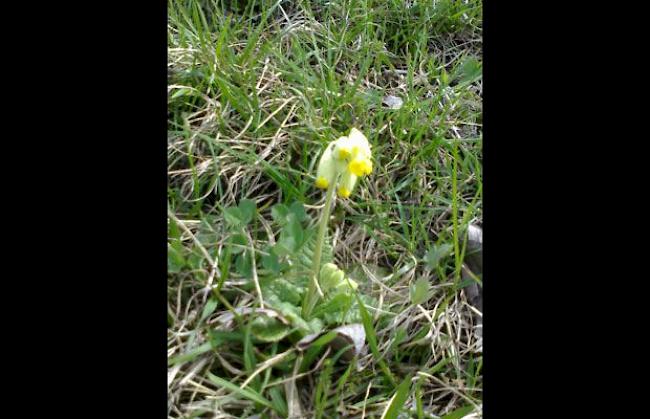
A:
[
  {"left": 440, "top": 405, "right": 476, "bottom": 419},
  {"left": 207, "top": 373, "right": 274, "bottom": 410},
  {"left": 380, "top": 373, "right": 412, "bottom": 419},
  {"left": 355, "top": 293, "right": 396, "bottom": 386},
  {"left": 168, "top": 342, "right": 212, "bottom": 366}
]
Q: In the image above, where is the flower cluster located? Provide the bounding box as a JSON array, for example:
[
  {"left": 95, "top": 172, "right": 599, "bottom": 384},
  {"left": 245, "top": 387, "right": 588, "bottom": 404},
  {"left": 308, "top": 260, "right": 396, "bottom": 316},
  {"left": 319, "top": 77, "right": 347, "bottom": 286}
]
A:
[{"left": 315, "top": 128, "right": 373, "bottom": 198}]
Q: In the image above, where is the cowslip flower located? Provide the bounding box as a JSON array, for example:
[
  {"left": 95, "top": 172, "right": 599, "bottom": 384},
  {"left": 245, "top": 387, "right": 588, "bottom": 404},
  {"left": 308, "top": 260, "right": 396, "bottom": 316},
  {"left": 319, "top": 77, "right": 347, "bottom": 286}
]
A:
[{"left": 315, "top": 128, "right": 372, "bottom": 198}]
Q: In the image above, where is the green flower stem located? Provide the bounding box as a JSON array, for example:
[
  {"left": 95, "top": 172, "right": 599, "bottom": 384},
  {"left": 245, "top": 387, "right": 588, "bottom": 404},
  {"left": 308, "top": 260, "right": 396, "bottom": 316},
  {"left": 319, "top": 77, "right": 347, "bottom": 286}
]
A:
[{"left": 302, "top": 181, "right": 337, "bottom": 319}]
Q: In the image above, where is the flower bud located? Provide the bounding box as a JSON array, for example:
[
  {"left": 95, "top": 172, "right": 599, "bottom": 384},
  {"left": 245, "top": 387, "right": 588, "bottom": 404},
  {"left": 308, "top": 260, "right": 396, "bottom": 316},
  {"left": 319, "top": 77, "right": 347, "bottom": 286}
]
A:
[
  {"left": 320, "top": 263, "right": 345, "bottom": 293},
  {"left": 315, "top": 144, "right": 337, "bottom": 189}
]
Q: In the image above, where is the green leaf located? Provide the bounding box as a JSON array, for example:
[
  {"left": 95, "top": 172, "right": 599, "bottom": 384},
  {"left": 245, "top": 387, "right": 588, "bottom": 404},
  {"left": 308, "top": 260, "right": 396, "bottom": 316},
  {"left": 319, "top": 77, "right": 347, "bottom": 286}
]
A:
[
  {"left": 410, "top": 277, "right": 433, "bottom": 306},
  {"left": 286, "top": 219, "right": 304, "bottom": 248},
  {"left": 168, "top": 245, "right": 185, "bottom": 273},
  {"left": 267, "top": 299, "right": 312, "bottom": 333},
  {"left": 200, "top": 298, "right": 218, "bottom": 323},
  {"left": 424, "top": 243, "right": 453, "bottom": 269},
  {"left": 235, "top": 250, "right": 252, "bottom": 278},
  {"left": 223, "top": 206, "right": 244, "bottom": 227},
  {"left": 380, "top": 374, "right": 413, "bottom": 419},
  {"left": 238, "top": 199, "right": 256, "bottom": 225},
  {"left": 261, "top": 247, "right": 280, "bottom": 273},
  {"left": 251, "top": 316, "right": 292, "bottom": 342},
  {"left": 196, "top": 218, "right": 218, "bottom": 244},
  {"left": 271, "top": 204, "right": 290, "bottom": 224},
  {"left": 275, "top": 235, "right": 297, "bottom": 256},
  {"left": 229, "top": 232, "right": 248, "bottom": 255},
  {"left": 289, "top": 201, "right": 307, "bottom": 222},
  {"left": 208, "top": 330, "right": 244, "bottom": 346},
  {"left": 313, "top": 292, "right": 353, "bottom": 322},
  {"left": 440, "top": 405, "right": 476, "bottom": 419},
  {"left": 457, "top": 57, "right": 482, "bottom": 86},
  {"left": 308, "top": 317, "right": 324, "bottom": 335},
  {"left": 275, "top": 219, "right": 304, "bottom": 255},
  {"left": 264, "top": 278, "right": 303, "bottom": 306},
  {"left": 207, "top": 373, "right": 274, "bottom": 410},
  {"left": 187, "top": 248, "right": 205, "bottom": 269},
  {"left": 168, "top": 215, "right": 183, "bottom": 248}
]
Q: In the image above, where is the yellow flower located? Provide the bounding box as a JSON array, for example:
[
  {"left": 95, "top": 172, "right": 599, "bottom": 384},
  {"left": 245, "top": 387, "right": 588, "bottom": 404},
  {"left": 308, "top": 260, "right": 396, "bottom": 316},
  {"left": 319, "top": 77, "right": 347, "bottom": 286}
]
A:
[
  {"left": 337, "top": 169, "right": 357, "bottom": 198},
  {"left": 315, "top": 143, "right": 336, "bottom": 189},
  {"left": 347, "top": 128, "right": 372, "bottom": 160},
  {"left": 333, "top": 140, "right": 352, "bottom": 160},
  {"left": 345, "top": 128, "right": 373, "bottom": 177},
  {"left": 314, "top": 127, "right": 372, "bottom": 197},
  {"left": 348, "top": 158, "right": 372, "bottom": 177}
]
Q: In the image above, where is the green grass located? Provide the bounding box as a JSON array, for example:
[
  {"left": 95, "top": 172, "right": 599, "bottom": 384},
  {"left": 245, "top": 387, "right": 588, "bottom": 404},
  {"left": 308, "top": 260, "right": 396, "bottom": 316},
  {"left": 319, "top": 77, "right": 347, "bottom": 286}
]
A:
[{"left": 168, "top": 0, "right": 482, "bottom": 417}]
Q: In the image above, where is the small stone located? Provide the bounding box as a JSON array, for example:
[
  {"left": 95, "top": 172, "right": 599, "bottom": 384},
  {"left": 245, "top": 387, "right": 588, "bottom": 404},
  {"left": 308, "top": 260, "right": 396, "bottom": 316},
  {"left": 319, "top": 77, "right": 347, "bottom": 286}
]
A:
[{"left": 382, "top": 95, "right": 403, "bottom": 109}]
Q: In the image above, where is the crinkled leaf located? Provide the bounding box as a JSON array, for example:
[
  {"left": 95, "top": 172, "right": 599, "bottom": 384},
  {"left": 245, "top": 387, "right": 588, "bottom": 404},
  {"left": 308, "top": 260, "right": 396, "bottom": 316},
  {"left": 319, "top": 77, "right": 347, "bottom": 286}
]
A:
[
  {"left": 267, "top": 299, "right": 312, "bottom": 333},
  {"left": 263, "top": 278, "right": 303, "bottom": 306},
  {"left": 410, "top": 277, "right": 434, "bottom": 306},
  {"left": 425, "top": 243, "right": 453, "bottom": 269},
  {"left": 251, "top": 316, "right": 292, "bottom": 342},
  {"left": 295, "top": 226, "right": 332, "bottom": 270}
]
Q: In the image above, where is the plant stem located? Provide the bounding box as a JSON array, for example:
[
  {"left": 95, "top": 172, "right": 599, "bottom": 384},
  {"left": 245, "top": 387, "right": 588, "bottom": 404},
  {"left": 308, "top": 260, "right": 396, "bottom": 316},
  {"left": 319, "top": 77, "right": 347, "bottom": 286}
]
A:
[{"left": 302, "top": 182, "right": 337, "bottom": 319}]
